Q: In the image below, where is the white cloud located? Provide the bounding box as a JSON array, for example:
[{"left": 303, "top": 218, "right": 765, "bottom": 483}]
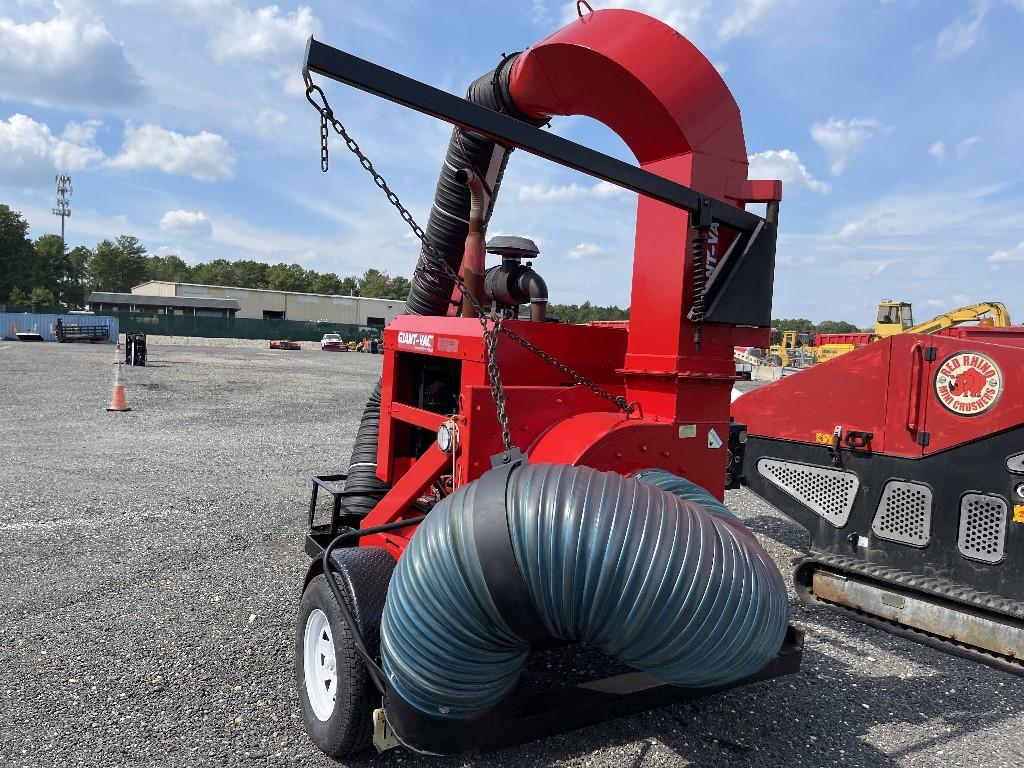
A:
[
  {"left": 530, "top": 0, "right": 553, "bottom": 25},
  {"left": 160, "top": 210, "right": 213, "bottom": 237},
  {"left": 61, "top": 119, "right": 103, "bottom": 144},
  {"left": 989, "top": 241, "right": 1024, "bottom": 265},
  {"left": 936, "top": 6, "right": 987, "bottom": 58},
  {"left": 251, "top": 108, "right": 288, "bottom": 135},
  {"left": 718, "top": 0, "right": 782, "bottom": 41},
  {"left": 0, "top": 7, "right": 145, "bottom": 107},
  {"left": 836, "top": 213, "right": 896, "bottom": 241},
  {"left": 107, "top": 123, "right": 236, "bottom": 182},
  {"left": 516, "top": 180, "right": 631, "bottom": 203},
  {"left": 0, "top": 114, "right": 105, "bottom": 186},
  {"left": 156, "top": 244, "right": 197, "bottom": 262},
  {"left": 557, "top": 0, "right": 788, "bottom": 45},
  {"left": 210, "top": 4, "right": 316, "bottom": 62},
  {"left": 559, "top": 0, "right": 711, "bottom": 36},
  {"left": 567, "top": 242, "right": 603, "bottom": 260},
  {"left": 810, "top": 117, "right": 886, "bottom": 175},
  {"left": 747, "top": 149, "right": 830, "bottom": 194},
  {"left": 956, "top": 136, "right": 981, "bottom": 158},
  {"left": 928, "top": 141, "right": 946, "bottom": 161},
  {"left": 936, "top": 1, "right": 1024, "bottom": 58}
]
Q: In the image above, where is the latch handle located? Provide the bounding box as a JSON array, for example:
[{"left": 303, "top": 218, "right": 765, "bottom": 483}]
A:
[{"left": 906, "top": 342, "right": 924, "bottom": 433}]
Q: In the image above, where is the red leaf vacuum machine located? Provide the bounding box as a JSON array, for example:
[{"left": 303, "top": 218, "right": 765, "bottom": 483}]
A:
[{"left": 295, "top": 5, "right": 799, "bottom": 757}]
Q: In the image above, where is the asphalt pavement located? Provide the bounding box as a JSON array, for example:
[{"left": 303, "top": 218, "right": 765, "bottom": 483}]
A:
[{"left": 1, "top": 341, "right": 1021, "bottom": 768}]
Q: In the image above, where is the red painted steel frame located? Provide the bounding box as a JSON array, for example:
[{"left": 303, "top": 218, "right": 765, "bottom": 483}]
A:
[
  {"left": 734, "top": 332, "right": 1024, "bottom": 460},
  {"left": 360, "top": 9, "right": 781, "bottom": 553}
]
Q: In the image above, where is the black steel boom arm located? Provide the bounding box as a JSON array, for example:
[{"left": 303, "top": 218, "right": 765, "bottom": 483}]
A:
[{"left": 303, "top": 38, "right": 766, "bottom": 236}]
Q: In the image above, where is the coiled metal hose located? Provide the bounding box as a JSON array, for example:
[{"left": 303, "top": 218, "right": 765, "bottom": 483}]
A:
[{"left": 380, "top": 463, "right": 789, "bottom": 719}]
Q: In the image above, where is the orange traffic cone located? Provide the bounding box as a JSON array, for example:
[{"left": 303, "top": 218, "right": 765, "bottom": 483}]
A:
[{"left": 106, "top": 361, "right": 131, "bottom": 412}]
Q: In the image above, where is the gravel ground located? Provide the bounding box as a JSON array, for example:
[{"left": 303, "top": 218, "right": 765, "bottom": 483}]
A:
[{"left": 2, "top": 340, "right": 1022, "bottom": 768}]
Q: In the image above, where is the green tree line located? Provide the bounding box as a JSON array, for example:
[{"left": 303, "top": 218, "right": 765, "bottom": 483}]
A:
[
  {"left": 772, "top": 317, "right": 865, "bottom": 340},
  {"left": 6, "top": 204, "right": 863, "bottom": 330},
  {"left": 0, "top": 204, "right": 412, "bottom": 309}
]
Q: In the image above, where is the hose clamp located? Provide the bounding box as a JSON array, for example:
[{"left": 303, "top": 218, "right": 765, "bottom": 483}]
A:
[{"left": 472, "top": 460, "right": 549, "bottom": 643}]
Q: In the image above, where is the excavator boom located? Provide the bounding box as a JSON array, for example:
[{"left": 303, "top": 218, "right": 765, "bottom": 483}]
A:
[{"left": 906, "top": 301, "right": 1012, "bottom": 335}]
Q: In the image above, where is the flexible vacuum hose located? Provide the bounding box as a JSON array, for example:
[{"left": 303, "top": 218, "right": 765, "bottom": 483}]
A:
[
  {"left": 339, "top": 55, "right": 544, "bottom": 518},
  {"left": 380, "top": 464, "right": 789, "bottom": 724},
  {"left": 406, "top": 54, "right": 544, "bottom": 317}
]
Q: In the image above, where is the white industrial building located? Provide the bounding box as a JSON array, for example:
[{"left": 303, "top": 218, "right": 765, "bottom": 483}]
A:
[{"left": 123, "top": 281, "right": 406, "bottom": 328}]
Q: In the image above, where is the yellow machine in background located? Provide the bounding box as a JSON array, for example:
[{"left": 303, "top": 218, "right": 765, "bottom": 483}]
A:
[
  {"left": 815, "top": 300, "right": 1013, "bottom": 361},
  {"left": 767, "top": 330, "right": 815, "bottom": 368},
  {"left": 871, "top": 300, "right": 916, "bottom": 338},
  {"left": 740, "top": 301, "right": 1013, "bottom": 370},
  {"left": 899, "top": 301, "right": 1011, "bottom": 334}
]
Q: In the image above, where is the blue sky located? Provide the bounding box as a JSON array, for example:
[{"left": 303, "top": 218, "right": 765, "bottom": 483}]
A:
[{"left": 2, "top": 0, "right": 1023, "bottom": 325}]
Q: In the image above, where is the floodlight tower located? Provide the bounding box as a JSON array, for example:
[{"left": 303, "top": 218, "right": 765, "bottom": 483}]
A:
[{"left": 54, "top": 173, "right": 72, "bottom": 249}]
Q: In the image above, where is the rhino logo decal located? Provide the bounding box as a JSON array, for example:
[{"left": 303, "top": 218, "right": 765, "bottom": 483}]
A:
[{"left": 934, "top": 352, "right": 1002, "bottom": 416}]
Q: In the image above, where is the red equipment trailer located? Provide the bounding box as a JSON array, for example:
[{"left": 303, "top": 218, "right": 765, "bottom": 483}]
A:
[
  {"left": 296, "top": 6, "right": 799, "bottom": 757},
  {"left": 735, "top": 327, "right": 1024, "bottom": 672}
]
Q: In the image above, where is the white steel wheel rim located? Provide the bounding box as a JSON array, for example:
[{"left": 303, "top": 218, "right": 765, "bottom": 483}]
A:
[{"left": 304, "top": 608, "right": 338, "bottom": 721}]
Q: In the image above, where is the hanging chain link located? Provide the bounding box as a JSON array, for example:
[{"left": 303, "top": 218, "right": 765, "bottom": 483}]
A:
[{"left": 303, "top": 72, "right": 634, "bottom": 449}]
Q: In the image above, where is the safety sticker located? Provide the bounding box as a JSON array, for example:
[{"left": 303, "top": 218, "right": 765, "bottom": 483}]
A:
[
  {"left": 814, "top": 432, "right": 833, "bottom": 445},
  {"left": 707, "top": 428, "right": 722, "bottom": 449},
  {"left": 934, "top": 351, "right": 1002, "bottom": 417},
  {"left": 1014, "top": 505, "right": 1024, "bottom": 524}
]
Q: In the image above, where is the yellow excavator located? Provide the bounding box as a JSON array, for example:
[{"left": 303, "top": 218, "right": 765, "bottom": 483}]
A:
[
  {"left": 767, "top": 330, "right": 815, "bottom": 368},
  {"left": 876, "top": 300, "right": 1011, "bottom": 336},
  {"left": 815, "top": 300, "right": 1013, "bottom": 361}
]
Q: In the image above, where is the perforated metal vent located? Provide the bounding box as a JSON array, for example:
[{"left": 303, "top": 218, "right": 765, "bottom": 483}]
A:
[
  {"left": 871, "top": 481, "right": 932, "bottom": 547},
  {"left": 958, "top": 493, "right": 1007, "bottom": 564},
  {"left": 757, "top": 458, "right": 858, "bottom": 527}
]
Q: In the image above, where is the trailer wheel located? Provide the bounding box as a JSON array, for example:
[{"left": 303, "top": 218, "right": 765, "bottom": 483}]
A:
[{"left": 296, "top": 574, "right": 373, "bottom": 756}]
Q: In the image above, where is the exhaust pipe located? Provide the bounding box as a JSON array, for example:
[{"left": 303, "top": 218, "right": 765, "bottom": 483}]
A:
[{"left": 455, "top": 168, "right": 486, "bottom": 318}]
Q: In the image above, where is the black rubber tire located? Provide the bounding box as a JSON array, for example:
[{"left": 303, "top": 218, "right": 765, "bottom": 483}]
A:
[{"left": 295, "top": 574, "right": 374, "bottom": 757}]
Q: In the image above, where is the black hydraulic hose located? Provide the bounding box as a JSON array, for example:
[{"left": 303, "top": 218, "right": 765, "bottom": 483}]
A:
[
  {"left": 321, "top": 515, "right": 428, "bottom": 694},
  {"left": 339, "top": 54, "right": 544, "bottom": 519},
  {"left": 406, "top": 53, "right": 545, "bottom": 317},
  {"left": 338, "top": 380, "right": 389, "bottom": 518}
]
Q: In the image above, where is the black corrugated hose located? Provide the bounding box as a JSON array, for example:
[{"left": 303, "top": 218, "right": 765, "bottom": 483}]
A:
[{"left": 339, "top": 54, "right": 546, "bottom": 518}]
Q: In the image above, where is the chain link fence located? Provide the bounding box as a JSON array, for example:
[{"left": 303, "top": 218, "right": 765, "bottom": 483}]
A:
[{"left": 91, "top": 311, "right": 381, "bottom": 343}]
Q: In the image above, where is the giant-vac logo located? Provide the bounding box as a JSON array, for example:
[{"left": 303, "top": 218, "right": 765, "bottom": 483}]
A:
[
  {"left": 934, "top": 351, "right": 1002, "bottom": 416},
  {"left": 396, "top": 331, "right": 434, "bottom": 352}
]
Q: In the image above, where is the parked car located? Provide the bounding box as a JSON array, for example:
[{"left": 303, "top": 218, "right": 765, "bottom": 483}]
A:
[
  {"left": 270, "top": 339, "right": 301, "bottom": 350},
  {"left": 321, "top": 333, "right": 347, "bottom": 351}
]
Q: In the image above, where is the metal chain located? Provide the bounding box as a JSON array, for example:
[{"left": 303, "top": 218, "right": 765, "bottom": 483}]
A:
[{"left": 303, "top": 73, "right": 634, "bottom": 448}]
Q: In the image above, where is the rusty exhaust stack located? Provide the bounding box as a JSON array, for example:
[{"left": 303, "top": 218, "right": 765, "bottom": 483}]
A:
[{"left": 455, "top": 168, "right": 486, "bottom": 318}]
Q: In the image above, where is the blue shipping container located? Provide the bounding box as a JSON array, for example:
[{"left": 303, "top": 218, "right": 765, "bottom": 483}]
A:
[{"left": 0, "top": 313, "right": 119, "bottom": 343}]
